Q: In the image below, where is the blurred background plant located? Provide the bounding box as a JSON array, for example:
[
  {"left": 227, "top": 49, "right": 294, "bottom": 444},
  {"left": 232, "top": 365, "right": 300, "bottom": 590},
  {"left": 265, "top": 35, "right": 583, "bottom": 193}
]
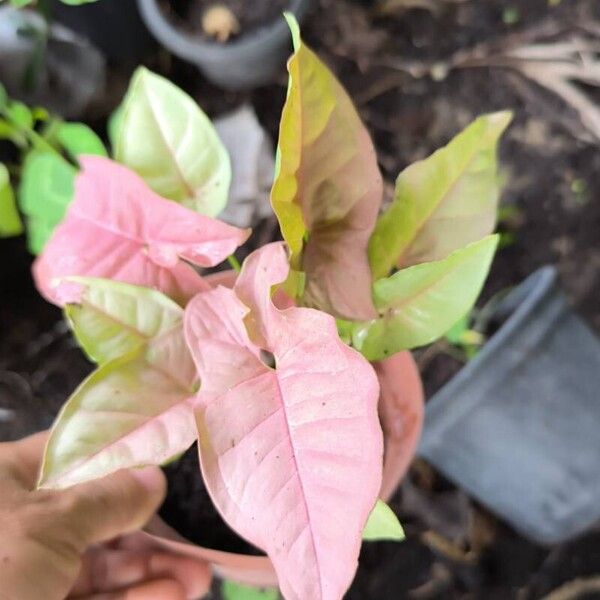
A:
[{"left": 0, "top": 84, "right": 105, "bottom": 253}]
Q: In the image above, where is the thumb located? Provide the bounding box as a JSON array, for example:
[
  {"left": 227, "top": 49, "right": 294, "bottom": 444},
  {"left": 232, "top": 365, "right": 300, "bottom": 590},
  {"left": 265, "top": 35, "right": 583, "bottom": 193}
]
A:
[{"left": 51, "top": 467, "right": 166, "bottom": 551}]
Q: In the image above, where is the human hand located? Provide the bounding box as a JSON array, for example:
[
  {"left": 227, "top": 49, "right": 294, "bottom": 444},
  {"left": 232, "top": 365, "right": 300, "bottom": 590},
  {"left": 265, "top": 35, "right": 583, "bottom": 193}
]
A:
[{"left": 0, "top": 432, "right": 211, "bottom": 600}]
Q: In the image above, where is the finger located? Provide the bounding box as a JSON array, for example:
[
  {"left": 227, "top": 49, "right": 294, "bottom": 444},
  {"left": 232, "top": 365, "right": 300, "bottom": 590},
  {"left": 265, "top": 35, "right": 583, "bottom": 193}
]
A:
[
  {"left": 49, "top": 467, "right": 166, "bottom": 552},
  {"left": 148, "top": 553, "right": 212, "bottom": 599},
  {"left": 0, "top": 431, "right": 48, "bottom": 487},
  {"left": 72, "top": 549, "right": 212, "bottom": 599},
  {"left": 71, "top": 549, "right": 155, "bottom": 595},
  {"left": 83, "top": 578, "right": 186, "bottom": 600}
]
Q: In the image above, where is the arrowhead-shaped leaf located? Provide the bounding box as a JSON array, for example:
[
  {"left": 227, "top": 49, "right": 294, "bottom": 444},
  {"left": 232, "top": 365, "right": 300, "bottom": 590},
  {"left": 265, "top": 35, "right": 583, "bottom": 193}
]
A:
[
  {"left": 18, "top": 151, "right": 76, "bottom": 254},
  {"left": 0, "top": 163, "right": 23, "bottom": 236},
  {"left": 115, "top": 67, "right": 231, "bottom": 216},
  {"left": 363, "top": 500, "right": 405, "bottom": 542},
  {"left": 39, "top": 280, "right": 197, "bottom": 489},
  {"left": 33, "top": 156, "right": 249, "bottom": 305},
  {"left": 271, "top": 16, "right": 382, "bottom": 320},
  {"left": 61, "top": 277, "right": 186, "bottom": 365},
  {"left": 185, "top": 242, "right": 383, "bottom": 600},
  {"left": 369, "top": 112, "right": 511, "bottom": 279},
  {"left": 354, "top": 235, "right": 499, "bottom": 360}
]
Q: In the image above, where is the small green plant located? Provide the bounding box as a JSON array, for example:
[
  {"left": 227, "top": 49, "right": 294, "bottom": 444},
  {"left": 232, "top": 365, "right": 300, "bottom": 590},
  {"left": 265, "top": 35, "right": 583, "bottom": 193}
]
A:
[{"left": 0, "top": 83, "right": 106, "bottom": 252}]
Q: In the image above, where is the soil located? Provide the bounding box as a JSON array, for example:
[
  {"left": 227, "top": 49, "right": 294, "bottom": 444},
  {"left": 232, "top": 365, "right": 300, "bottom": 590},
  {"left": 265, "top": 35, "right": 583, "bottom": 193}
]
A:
[
  {"left": 160, "top": 444, "right": 263, "bottom": 555},
  {"left": 163, "top": 0, "right": 291, "bottom": 41},
  {"left": 1, "top": 0, "right": 600, "bottom": 598}
]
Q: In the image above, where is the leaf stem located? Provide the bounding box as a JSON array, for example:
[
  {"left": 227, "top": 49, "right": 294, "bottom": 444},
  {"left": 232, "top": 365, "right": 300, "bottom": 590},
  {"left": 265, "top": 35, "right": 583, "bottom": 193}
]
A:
[
  {"left": 227, "top": 255, "right": 241, "bottom": 273},
  {"left": 0, "top": 106, "right": 68, "bottom": 165}
]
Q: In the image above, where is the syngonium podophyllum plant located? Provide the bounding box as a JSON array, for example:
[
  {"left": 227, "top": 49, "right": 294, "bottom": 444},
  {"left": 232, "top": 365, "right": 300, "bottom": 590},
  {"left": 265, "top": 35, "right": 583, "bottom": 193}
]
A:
[{"left": 28, "top": 15, "right": 511, "bottom": 600}]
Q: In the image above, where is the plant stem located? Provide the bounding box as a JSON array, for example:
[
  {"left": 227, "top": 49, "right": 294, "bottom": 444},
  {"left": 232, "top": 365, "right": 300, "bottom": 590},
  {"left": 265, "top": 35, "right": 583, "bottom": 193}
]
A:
[
  {"left": 227, "top": 255, "right": 241, "bottom": 273},
  {"left": 0, "top": 106, "right": 69, "bottom": 165}
]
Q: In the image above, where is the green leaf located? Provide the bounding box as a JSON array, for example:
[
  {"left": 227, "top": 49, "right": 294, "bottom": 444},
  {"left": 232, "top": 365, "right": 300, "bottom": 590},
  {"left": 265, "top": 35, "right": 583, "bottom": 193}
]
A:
[
  {"left": 114, "top": 67, "right": 230, "bottom": 216},
  {"left": 0, "top": 163, "right": 23, "bottom": 237},
  {"left": 369, "top": 112, "right": 512, "bottom": 280},
  {"left": 353, "top": 235, "right": 499, "bottom": 360},
  {"left": 336, "top": 318, "right": 354, "bottom": 345},
  {"left": 31, "top": 106, "right": 50, "bottom": 122},
  {"left": 57, "top": 122, "right": 108, "bottom": 159},
  {"left": 222, "top": 580, "right": 280, "bottom": 600},
  {"left": 18, "top": 151, "right": 76, "bottom": 253},
  {"left": 445, "top": 314, "right": 470, "bottom": 345},
  {"left": 9, "top": 0, "right": 35, "bottom": 8},
  {"left": 270, "top": 14, "right": 383, "bottom": 320},
  {"left": 25, "top": 216, "right": 55, "bottom": 255},
  {"left": 0, "top": 83, "right": 8, "bottom": 108},
  {"left": 363, "top": 500, "right": 405, "bottom": 542},
  {"left": 63, "top": 277, "right": 185, "bottom": 365},
  {"left": 0, "top": 119, "right": 26, "bottom": 145},
  {"left": 6, "top": 101, "right": 33, "bottom": 129}
]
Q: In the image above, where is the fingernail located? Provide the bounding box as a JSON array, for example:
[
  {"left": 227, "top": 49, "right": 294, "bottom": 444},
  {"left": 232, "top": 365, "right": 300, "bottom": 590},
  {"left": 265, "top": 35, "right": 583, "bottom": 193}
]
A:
[{"left": 131, "top": 466, "right": 166, "bottom": 494}]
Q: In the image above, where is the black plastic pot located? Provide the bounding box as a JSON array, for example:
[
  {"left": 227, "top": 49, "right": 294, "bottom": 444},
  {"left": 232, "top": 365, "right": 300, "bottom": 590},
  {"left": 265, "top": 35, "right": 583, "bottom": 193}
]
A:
[
  {"left": 136, "top": 0, "right": 312, "bottom": 90},
  {"left": 0, "top": 5, "right": 105, "bottom": 118},
  {"left": 418, "top": 266, "right": 600, "bottom": 545},
  {"left": 48, "top": 0, "right": 155, "bottom": 63}
]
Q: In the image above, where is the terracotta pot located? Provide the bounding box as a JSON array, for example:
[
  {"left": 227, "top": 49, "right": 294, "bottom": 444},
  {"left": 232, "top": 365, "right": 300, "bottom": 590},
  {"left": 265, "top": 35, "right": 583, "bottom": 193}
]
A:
[{"left": 145, "top": 270, "right": 425, "bottom": 586}]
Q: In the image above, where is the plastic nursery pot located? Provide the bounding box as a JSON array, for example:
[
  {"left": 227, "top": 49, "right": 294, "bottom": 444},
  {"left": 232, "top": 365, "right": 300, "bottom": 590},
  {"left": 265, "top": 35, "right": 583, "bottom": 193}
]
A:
[
  {"left": 136, "top": 0, "right": 312, "bottom": 90},
  {"left": 48, "top": 0, "right": 156, "bottom": 63},
  {"left": 144, "top": 270, "right": 425, "bottom": 586},
  {"left": 0, "top": 5, "right": 105, "bottom": 119},
  {"left": 419, "top": 266, "right": 600, "bottom": 545}
]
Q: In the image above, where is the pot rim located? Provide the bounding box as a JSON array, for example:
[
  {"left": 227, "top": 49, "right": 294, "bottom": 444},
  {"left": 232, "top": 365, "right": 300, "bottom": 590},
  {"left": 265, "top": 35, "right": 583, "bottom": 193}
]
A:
[
  {"left": 136, "top": 0, "right": 310, "bottom": 62},
  {"left": 420, "top": 265, "right": 563, "bottom": 437}
]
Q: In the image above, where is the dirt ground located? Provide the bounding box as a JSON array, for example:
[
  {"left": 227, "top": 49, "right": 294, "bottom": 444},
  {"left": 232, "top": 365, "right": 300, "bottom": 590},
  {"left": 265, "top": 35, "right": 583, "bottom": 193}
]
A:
[{"left": 1, "top": 0, "right": 600, "bottom": 598}]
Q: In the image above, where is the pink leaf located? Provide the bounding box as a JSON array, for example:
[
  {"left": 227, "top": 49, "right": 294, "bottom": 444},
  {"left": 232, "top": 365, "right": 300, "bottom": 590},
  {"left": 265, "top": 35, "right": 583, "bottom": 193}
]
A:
[
  {"left": 184, "top": 242, "right": 383, "bottom": 600},
  {"left": 374, "top": 353, "right": 424, "bottom": 501},
  {"left": 33, "top": 156, "right": 249, "bottom": 305}
]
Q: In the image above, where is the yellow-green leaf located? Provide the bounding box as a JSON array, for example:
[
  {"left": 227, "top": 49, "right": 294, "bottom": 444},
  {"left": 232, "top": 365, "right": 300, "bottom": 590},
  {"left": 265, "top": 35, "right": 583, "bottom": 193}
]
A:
[
  {"left": 0, "top": 163, "right": 23, "bottom": 237},
  {"left": 270, "top": 15, "right": 383, "bottom": 320},
  {"left": 354, "top": 235, "right": 499, "bottom": 360},
  {"left": 63, "top": 277, "right": 185, "bottom": 365},
  {"left": 39, "top": 279, "right": 198, "bottom": 490},
  {"left": 38, "top": 344, "right": 197, "bottom": 490},
  {"left": 363, "top": 500, "right": 405, "bottom": 542},
  {"left": 114, "top": 67, "right": 230, "bottom": 216},
  {"left": 369, "top": 112, "right": 511, "bottom": 279}
]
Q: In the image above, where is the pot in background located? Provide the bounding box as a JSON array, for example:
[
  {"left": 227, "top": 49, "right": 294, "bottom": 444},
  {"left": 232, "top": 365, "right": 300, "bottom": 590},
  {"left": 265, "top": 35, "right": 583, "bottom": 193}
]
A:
[
  {"left": 419, "top": 266, "right": 600, "bottom": 545},
  {"left": 136, "top": 0, "right": 312, "bottom": 90},
  {"left": 48, "top": 0, "right": 155, "bottom": 63},
  {"left": 0, "top": 5, "right": 105, "bottom": 118},
  {"left": 147, "top": 271, "right": 424, "bottom": 587}
]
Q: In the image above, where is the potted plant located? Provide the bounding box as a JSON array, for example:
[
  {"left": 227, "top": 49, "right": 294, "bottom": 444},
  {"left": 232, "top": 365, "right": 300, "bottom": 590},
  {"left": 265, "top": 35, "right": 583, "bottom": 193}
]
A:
[
  {"left": 26, "top": 16, "right": 510, "bottom": 598},
  {"left": 136, "top": 0, "right": 312, "bottom": 89}
]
